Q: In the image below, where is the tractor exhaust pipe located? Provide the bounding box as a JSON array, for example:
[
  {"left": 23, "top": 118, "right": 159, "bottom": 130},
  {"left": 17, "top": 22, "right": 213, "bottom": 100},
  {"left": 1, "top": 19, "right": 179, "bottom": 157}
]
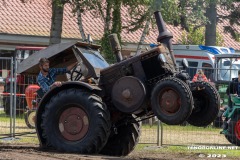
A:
[
  {"left": 154, "top": 11, "right": 178, "bottom": 69},
  {"left": 108, "top": 34, "right": 123, "bottom": 62}
]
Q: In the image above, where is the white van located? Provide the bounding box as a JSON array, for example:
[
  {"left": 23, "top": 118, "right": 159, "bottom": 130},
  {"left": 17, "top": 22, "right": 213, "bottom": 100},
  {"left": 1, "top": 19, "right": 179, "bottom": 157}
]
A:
[{"left": 173, "top": 45, "right": 235, "bottom": 79}]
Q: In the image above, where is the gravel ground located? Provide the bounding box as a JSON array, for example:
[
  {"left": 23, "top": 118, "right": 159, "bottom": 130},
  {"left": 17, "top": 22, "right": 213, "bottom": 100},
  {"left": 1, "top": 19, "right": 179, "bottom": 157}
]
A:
[{"left": 0, "top": 144, "right": 238, "bottom": 160}]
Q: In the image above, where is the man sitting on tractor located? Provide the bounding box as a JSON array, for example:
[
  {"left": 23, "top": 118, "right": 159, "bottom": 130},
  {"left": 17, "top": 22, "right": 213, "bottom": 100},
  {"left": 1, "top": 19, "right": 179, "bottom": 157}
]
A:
[{"left": 37, "top": 57, "right": 78, "bottom": 96}]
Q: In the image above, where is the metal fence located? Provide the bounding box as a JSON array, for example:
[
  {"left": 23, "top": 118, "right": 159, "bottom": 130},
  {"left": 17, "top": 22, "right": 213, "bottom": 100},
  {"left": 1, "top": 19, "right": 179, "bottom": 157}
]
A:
[
  {"left": 0, "top": 57, "right": 16, "bottom": 138},
  {"left": 0, "top": 57, "right": 233, "bottom": 146},
  {"left": 0, "top": 57, "right": 36, "bottom": 142}
]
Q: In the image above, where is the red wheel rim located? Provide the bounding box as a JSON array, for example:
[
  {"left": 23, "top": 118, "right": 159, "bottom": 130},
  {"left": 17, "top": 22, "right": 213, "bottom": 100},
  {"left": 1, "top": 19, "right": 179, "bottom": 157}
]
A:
[
  {"left": 159, "top": 88, "right": 181, "bottom": 115},
  {"left": 59, "top": 107, "right": 89, "bottom": 141},
  {"left": 235, "top": 120, "right": 240, "bottom": 140}
]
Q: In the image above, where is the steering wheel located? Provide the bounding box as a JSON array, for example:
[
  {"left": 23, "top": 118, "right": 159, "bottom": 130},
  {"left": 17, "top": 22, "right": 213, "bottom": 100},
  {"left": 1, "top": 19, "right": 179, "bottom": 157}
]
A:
[{"left": 70, "top": 64, "right": 82, "bottom": 81}]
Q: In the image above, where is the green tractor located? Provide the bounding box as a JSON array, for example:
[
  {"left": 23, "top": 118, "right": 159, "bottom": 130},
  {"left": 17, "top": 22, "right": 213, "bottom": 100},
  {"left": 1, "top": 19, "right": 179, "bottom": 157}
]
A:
[
  {"left": 221, "top": 94, "right": 240, "bottom": 145},
  {"left": 17, "top": 11, "right": 220, "bottom": 156},
  {"left": 215, "top": 53, "right": 240, "bottom": 145}
]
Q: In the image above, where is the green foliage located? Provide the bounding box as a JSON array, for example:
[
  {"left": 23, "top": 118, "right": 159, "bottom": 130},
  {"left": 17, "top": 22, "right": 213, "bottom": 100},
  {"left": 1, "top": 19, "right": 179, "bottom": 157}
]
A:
[
  {"left": 216, "top": 31, "right": 225, "bottom": 45},
  {"left": 160, "top": 0, "right": 179, "bottom": 23},
  {"left": 98, "top": 1, "right": 122, "bottom": 63},
  {"left": 126, "top": 0, "right": 180, "bottom": 32},
  {"left": 173, "top": 0, "right": 208, "bottom": 31},
  {"left": 170, "top": 0, "right": 239, "bottom": 45},
  {"left": 100, "top": 33, "right": 116, "bottom": 63},
  {"left": 52, "top": 0, "right": 66, "bottom": 7},
  {"left": 68, "top": 0, "right": 100, "bottom": 13},
  {"left": 179, "top": 26, "right": 224, "bottom": 46},
  {"left": 180, "top": 26, "right": 205, "bottom": 45}
]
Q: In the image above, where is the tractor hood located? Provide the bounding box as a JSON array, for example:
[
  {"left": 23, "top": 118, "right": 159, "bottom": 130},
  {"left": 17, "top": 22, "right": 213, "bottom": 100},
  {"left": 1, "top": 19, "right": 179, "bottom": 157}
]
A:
[{"left": 17, "top": 41, "right": 101, "bottom": 75}]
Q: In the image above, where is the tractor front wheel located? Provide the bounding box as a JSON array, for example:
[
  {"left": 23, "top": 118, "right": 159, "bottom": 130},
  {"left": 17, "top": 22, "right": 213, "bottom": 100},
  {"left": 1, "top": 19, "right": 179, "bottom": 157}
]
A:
[
  {"left": 187, "top": 82, "right": 220, "bottom": 127},
  {"left": 151, "top": 77, "right": 193, "bottom": 125}
]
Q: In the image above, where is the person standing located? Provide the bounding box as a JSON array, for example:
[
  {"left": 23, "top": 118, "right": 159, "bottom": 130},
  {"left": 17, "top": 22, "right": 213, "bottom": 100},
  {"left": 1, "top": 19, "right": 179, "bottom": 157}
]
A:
[{"left": 192, "top": 69, "right": 208, "bottom": 82}]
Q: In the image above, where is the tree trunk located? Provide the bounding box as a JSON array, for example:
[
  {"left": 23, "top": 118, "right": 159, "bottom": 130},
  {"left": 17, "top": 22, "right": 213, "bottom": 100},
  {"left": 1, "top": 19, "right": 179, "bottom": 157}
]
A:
[
  {"left": 105, "top": 0, "right": 112, "bottom": 33},
  {"left": 136, "top": 20, "right": 150, "bottom": 55},
  {"left": 49, "top": 1, "right": 64, "bottom": 45},
  {"left": 111, "top": 0, "right": 122, "bottom": 44},
  {"left": 77, "top": 8, "right": 86, "bottom": 41},
  {"left": 205, "top": 2, "right": 217, "bottom": 46}
]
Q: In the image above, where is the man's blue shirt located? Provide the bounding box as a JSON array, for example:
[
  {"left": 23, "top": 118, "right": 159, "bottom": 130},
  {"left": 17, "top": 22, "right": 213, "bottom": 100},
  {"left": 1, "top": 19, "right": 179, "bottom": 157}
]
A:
[{"left": 37, "top": 68, "right": 68, "bottom": 93}]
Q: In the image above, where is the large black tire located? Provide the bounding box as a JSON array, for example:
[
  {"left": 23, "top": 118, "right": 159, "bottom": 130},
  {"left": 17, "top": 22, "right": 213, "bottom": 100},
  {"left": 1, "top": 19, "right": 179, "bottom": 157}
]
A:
[
  {"left": 151, "top": 77, "right": 193, "bottom": 125},
  {"left": 3, "top": 84, "right": 26, "bottom": 115},
  {"left": 41, "top": 88, "right": 111, "bottom": 153},
  {"left": 225, "top": 115, "right": 240, "bottom": 145},
  {"left": 24, "top": 110, "right": 36, "bottom": 129},
  {"left": 100, "top": 115, "right": 141, "bottom": 156},
  {"left": 187, "top": 81, "right": 220, "bottom": 127}
]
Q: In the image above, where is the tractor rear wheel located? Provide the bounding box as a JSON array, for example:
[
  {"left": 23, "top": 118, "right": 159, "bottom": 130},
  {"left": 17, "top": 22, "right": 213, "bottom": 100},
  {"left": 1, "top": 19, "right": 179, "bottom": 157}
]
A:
[
  {"left": 41, "top": 88, "right": 111, "bottom": 153},
  {"left": 187, "top": 81, "right": 220, "bottom": 127},
  {"left": 225, "top": 115, "right": 240, "bottom": 146},
  {"left": 100, "top": 115, "right": 141, "bottom": 156},
  {"left": 151, "top": 77, "right": 193, "bottom": 125}
]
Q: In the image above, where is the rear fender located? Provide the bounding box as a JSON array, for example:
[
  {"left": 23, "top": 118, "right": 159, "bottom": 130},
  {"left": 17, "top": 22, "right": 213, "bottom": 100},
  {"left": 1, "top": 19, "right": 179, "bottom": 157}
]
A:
[{"left": 35, "top": 81, "right": 102, "bottom": 147}]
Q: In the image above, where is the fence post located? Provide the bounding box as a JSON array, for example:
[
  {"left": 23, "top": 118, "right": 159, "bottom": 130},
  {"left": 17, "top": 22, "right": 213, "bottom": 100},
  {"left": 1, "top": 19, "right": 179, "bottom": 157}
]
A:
[
  {"left": 157, "top": 120, "right": 163, "bottom": 146},
  {"left": 13, "top": 57, "right": 17, "bottom": 138},
  {"left": 10, "top": 57, "right": 14, "bottom": 138}
]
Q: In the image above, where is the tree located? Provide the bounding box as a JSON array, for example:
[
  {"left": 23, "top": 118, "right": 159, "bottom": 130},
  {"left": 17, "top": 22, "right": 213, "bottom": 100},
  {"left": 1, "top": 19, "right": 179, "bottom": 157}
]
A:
[
  {"left": 96, "top": 0, "right": 115, "bottom": 62},
  {"left": 205, "top": 1, "right": 217, "bottom": 46},
  {"left": 135, "top": 0, "right": 161, "bottom": 55},
  {"left": 174, "top": 0, "right": 239, "bottom": 46},
  {"left": 69, "top": 0, "right": 100, "bottom": 42},
  {"left": 179, "top": 26, "right": 224, "bottom": 46},
  {"left": 220, "top": 1, "right": 240, "bottom": 42},
  {"left": 50, "top": 0, "right": 98, "bottom": 45},
  {"left": 94, "top": 0, "right": 153, "bottom": 62},
  {"left": 76, "top": 5, "right": 86, "bottom": 41},
  {"left": 6, "top": 0, "right": 66, "bottom": 45},
  {"left": 204, "top": 0, "right": 239, "bottom": 45},
  {"left": 49, "top": 0, "right": 66, "bottom": 45},
  {"left": 126, "top": 0, "right": 179, "bottom": 54}
]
